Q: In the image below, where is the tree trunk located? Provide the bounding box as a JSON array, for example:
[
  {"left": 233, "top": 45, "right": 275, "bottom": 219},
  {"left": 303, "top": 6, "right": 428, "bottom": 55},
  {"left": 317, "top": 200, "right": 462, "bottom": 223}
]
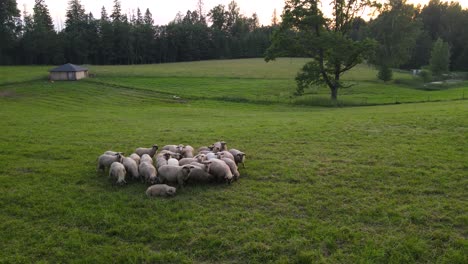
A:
[{"left": 331, "top": 86, "right": 338, "bottom": 101}]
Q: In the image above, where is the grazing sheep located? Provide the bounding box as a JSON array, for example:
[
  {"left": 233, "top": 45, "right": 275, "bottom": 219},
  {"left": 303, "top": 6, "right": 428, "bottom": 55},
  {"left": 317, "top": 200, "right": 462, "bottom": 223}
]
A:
[
  {"left": 198, "top": 146, "right": 213, "bottom": 152},
  {"left": 156, "top": 152, "right": 171, "bottom": 169},
  {"left": 157, "top": 165, "right": 192, "bottom": 188},
  {"left": 228, "top": 149, "right": 246, "bottom": 168},
  {"left": 198, "top": 150, "right": 212, "bottom": 155},
  {"left": 204, "top": 159, "right": 233, "bottom": 184},
  {"left": 168, "top": 158, "right": 179, "bottom": 166},
  {"left": 217, "top": 151, "right": 235, "bottom": 162},
  {"left": 109, "top": 162, "right": 127, "bottom": 185},
  {"left": 139, "top": 162, "right": 158, "bottom": 184},
  {"left": 97, "top": 153, "right": 124, "bottom": 172},
  {"left": 104, "top": 151, "right": 124, "bottom": 155},
  {"left": 158, "top": 150, "right": 182, "bottom": 160},
  {"left": 190, "top": 162, "right": 208, "bottom": 171},
  {"left": 129, "top": 153, "right": 140, "bottom": 165},
  {"left": 146, "top": 184, "right": 176, "bottom": 197},
  {"left": 179, "top": 158, "right": 196, "bottom": 166},
  {"left": 123, "top": 157, "right": 139, "bottom": 180},
  {"left": 206, "top": 152, "right": 217, "bottom": 160},
  {"left": 181, "top": 145, "right": 194, "bottom": 158},
  {"left": 161, "top": 145, "right": 183, "bottom": 154},
  {"left": 212, "top": 141, "right": 227, "bottom": 152},
  {"left": 135, "top": 144, "right": 159, "bottom": 158},
  {"left": 187, "top": 165, "right": 215, "bottom": 184},
  {"left": 221, "top": 158, "right": 240, "bottom": 181},
  {"left": 140, "top": 154, "right": 153, "bottom": 165}
]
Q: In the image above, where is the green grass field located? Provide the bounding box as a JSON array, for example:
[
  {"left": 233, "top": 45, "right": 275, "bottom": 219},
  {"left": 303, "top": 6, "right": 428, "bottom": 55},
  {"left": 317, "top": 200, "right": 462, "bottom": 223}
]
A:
[{"left": 0, "top": 59, "right": 467, "bottom": 263}]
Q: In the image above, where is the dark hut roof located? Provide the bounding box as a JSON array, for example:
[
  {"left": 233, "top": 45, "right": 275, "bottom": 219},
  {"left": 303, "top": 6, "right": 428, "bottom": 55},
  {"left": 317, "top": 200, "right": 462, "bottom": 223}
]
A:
[{"left": 49, "top": 63, "right": 88, "bottom": 72}]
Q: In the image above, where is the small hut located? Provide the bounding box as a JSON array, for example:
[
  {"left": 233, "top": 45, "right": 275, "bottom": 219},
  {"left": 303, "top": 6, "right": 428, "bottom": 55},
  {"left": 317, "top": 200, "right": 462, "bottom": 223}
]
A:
[{"left": 49, "top": 63, "right": 89, "bottom": 81}]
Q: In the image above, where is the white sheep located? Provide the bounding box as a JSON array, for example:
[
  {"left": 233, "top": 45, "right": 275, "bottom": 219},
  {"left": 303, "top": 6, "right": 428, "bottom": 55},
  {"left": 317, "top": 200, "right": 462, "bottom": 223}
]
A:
[
  {"left": 204, "top": 159, "right": 233, "bottom": 184},
  {"left": 228, "top": 149, "right": 246, "bottom": 168},
  {"left": 156, "top": 152, "right": 171, "bottom": 169},
  {"left": 221, "top": 157, "right": 240, "bottom": 181},
  {"left": 139, "top": 162, "right": 158, "bottom": 184},
  {"left": 146, "top": 184, "right": 176, "bottom": 197},
  {"left": 135, "top": 145, "right": 159, "bottom": 158},
  {"left": 157, "top": 165, "right": 192, "bottom": 188},
  {"left": 212, "top": 141, "right": 227, "bottom": 152},
  {"left": 109, "top": 162, "right": 127, "bottom": 185},
  {"left": 187, "top": 164, "right": 214, "bottom": 184},
  {"left": 161, "top": 145, "right": 184, "bottom": 154},
  {"left": 97, "top": 153, "right": 124, "bottom": 172},
  {"left": 140, "top": 154, "right": 153, "bottom": 165},
  {"left": 123, "top": 157, "right": 139, "bottom": 180},
  {"left": 129, "top": 153, "right": 141, "bottom": 165},
  {"left": 181, "top": 145, "right": 194, "bottom": 158},
  {"left": 167, "top": 158, "right": 179, "bottom": 166},
  {"left": 217, "top": 151, "right": 235, "bottom": 162}
]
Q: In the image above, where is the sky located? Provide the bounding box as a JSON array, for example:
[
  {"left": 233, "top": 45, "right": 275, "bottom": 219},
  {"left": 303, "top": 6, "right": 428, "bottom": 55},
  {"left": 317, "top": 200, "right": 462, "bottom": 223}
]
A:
[{"left": 16, "top": 0, "right": 468, "bottom": 29}]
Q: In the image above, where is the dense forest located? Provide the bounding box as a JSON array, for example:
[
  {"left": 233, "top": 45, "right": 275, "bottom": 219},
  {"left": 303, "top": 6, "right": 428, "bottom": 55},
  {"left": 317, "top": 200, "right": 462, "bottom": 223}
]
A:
[{"left": 1, "top": 0, "right": 468, "bottom": 71}]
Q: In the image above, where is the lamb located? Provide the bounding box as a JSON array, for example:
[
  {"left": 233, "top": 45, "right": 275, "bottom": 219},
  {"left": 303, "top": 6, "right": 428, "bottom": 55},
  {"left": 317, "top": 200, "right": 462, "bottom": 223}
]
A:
[
  {"left": 129, "top": 153, "right": 141, "bottom": 165},
  {"left": 221, "top": 158, "right": 240, "bottom": 181},
  {"left": 123, "top": 157, "right": 139, "bottom": 180},
  {"left": 168, "top": 158, "right": 179, "bottom": 166},
  {"left": 135, "top": 144, "right": 159, "bottom": 158},
  {"left": 204, "top": 159, "right": 233, "bottom": 184},
  {"left": 139, "top": 162, "right": 158, "bottom": 184},
  {"left": 146, "top": 184, "right": 177, "bottom": 197},
  {"left": 181, "top": 145, "right": 194, "bottom": 158},
  {"left": 97, "top": 153, "right": 124, "bottom": 172},
  {"left": 140, "top": 154, "right": 153, "bottom": 165},
  {"left": 212, "top": 141, "right": 227, "bottom": 152},
  {"left": 187, "top": 165, "right": 215, "bottom": 184},
  {"left": 217, "top": 151, "right": 235, "bottom": 162},
  {"left": 157, "top": 165, "right": 192, "bottom": 188},
  {"left": 109, "top": 162, "right": 127, "bottom": 185},
  {"left": 228, "top": 149, "right": 246, "bottom": 168}
]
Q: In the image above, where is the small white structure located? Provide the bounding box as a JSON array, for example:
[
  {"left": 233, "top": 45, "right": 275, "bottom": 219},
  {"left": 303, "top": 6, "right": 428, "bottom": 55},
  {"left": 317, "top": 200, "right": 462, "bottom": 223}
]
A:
[
  {"left": 412, "top": 69, "right": 421, "bottom": 76},
  {"left": 49, "top": 63, "right": 88, "bottom": 81}
]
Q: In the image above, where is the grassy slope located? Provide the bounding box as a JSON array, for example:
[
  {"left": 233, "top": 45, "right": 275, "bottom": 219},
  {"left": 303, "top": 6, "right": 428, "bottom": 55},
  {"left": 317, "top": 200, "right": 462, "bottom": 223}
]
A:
[{"left": 0, "top": 60, "right": 467, "bottom": 263}]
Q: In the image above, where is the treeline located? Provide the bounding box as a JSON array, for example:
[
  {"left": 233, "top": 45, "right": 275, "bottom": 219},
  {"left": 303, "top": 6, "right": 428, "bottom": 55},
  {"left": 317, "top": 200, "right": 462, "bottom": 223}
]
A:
[
  {"left": 1, "top": 0, "right": 468, "bottom": 71},
  {"left": 0, "top": 0, "right": 273, "bottom": 65}
]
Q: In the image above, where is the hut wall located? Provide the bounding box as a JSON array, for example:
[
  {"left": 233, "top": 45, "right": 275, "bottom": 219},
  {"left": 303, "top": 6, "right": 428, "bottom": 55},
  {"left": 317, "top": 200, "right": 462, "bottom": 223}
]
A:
[
  {"left": 75, "top": 71, "right": 86, "bottom": 80},
  {"left": 50, "top": 72, "right": 69, "bottom": 81}
]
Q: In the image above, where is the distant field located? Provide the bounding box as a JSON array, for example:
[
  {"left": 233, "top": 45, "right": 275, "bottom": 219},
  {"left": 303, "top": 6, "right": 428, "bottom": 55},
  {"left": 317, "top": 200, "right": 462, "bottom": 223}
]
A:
[{"left": 0, "top": 59, "right": 467, "bottom": 263}]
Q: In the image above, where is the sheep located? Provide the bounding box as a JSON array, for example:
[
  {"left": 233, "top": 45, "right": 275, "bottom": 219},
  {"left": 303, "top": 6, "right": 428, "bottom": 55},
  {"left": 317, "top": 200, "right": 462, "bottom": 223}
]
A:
[
  {"left": 206, "top": 152, "right": 218, "bottom": 160},
  {"left": 187, "top": 165, "right": 215, "bottom": 184},
  {"left": 228, "top": 149, "right": 246, "bottom": 168},
  {"left": 140, "top": 154, "right": 153, "bottom": 165},
  {"left": 221, "top": 158, "right": 240, "bottom": 181},
  {"left": 139, "top": 162, "right": 158, "bottom": 184},
  {"left": 168, "top": 158, "right": 179, "bottom": 166},
  {"left": 181, "top": 145, "right": 194, "bottom": 158},
  {"left": 104, "top": 151, "right": 124, "bottom": 155},
  {"left": 97, "top": 153, "right": 124, "bottom": 172},
  {"left": 157, "top": 165, "right": 192, "bottom": 188},
  {"left": 198, "top": 150, "right": 212, "bottom": 155},
  {"left": 161, "top": 145, "right": 184, "bottom": 154},
  {"left": 146, "top": 184, "right": 177, "bottom": 197},
  {"left": 109, "top": 162, "right": 127, "bottom": 185},
  {"left": 190, "top": 162, "right": 208, "bottom": 171},
  {"left": 217, "top": 151, "right": 235, "bottom": 162},
  {"left": 198, "top": 146, "right": 213, "bottom": 152},
  {"left": 212, "top": 141, "right": 227, "bottom": 152},
  {"left": 158, "top": 150, "right": 182, "bottom": 160},
  {"left": 179, "top": 154, "right": 206, "bottom": 166},
  {"left": 129, "top": 153, "right": 140, "bottom": 165},
  {"left": 204, "top": 159, "right": 233, "bottom": 184},
  {"left": 156, "top": 152, "right": 171, "bottom": 169},
  {"left": 135, "top": 144, "right": 159, "bottom": 158},
  {"left": 123, "top": 157, "right": 139, "bottom": 180}
]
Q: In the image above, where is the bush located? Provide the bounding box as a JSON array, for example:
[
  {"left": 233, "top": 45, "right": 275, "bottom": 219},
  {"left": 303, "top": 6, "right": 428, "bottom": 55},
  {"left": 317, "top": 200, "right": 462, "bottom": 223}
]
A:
[
  {"left": 378, "top": 65, "right": 393, "bottom": 82},
  {"left": 419, "top": 70, "right": 432, "bottom": 83}
]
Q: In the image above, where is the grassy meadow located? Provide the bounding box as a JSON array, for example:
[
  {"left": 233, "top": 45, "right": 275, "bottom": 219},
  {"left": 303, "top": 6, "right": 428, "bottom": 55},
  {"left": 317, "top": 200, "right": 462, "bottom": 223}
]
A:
[{"left": 0, "top": 59, "right": 467, "bottom": 263}]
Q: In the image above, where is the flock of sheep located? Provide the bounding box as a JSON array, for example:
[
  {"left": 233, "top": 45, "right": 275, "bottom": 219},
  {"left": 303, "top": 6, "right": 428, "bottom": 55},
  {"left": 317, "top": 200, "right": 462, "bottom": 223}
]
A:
[{"left": 97, "top": 142, "right": 246, "bottom": 197}]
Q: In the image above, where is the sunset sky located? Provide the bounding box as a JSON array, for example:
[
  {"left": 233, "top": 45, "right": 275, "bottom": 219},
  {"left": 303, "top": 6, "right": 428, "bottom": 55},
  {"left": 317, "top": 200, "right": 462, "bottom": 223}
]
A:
[{"left": 16, "top": 0, "right": 468, "bottom": 29}]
